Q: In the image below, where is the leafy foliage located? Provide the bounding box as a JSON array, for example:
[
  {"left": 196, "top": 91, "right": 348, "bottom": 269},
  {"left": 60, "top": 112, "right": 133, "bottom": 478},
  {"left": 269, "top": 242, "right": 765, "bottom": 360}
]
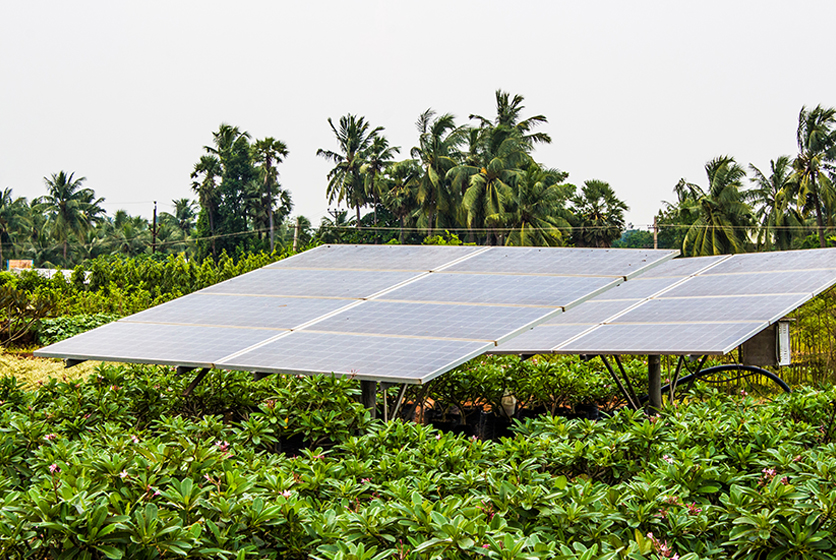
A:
[{"left": 1, "top": 362, "right": 836, "bottom": 558}]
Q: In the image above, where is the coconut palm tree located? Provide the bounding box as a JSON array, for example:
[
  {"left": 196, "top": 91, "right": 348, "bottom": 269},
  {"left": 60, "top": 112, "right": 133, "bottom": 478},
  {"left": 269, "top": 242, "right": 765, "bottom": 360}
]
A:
[
  {"left": 381, "top": 159, "right": 421, "bottom": 244},
  {"left": 571, "top": 180, "right": 629, "bottom": 248},
  {"left": 171, "top": 198, "right": 197, "bottom": 236},
  {"left": 410, "top": 110, "right": 465, "bottom": 235},
  {"left": 317, "top": 114, "right": 382, "bottom": 226},
  {"left": 0, "top": 189, "right": 29, "bottom": 267},
  {"left": 469, "top": 90, "right": 552, "bottom": 148},
  {"left": 675, "top": 156, "right": 753, "bottom": 256},
  {"left": 792, "top": 105, "right": 836, "bottom": 248},
  {"left": 748, "top": 157, "right": 803, "bottom": 251},
  {"left": 491, "top": 163, "right": 573, "bottom": 246},
  {"left": 191, "top": 155, "right": 222, "bottom": 258},
  {"left": 38, "top": 171, "right": 105, "bottom": 263},
  {"left": 361, "top": 134, "right": 400, "bottom": 240},
  {"left": 450, "top": 125, "right": 530, "bottom": 244},
  {"left": 252, "top": 137, "right": 290, "bottom": 251}
]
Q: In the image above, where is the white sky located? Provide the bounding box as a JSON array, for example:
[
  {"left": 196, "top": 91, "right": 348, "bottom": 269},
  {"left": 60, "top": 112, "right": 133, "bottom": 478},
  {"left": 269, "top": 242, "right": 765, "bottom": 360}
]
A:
[{"left": 2, "top": 1, "right": 834, "bottom": 230}]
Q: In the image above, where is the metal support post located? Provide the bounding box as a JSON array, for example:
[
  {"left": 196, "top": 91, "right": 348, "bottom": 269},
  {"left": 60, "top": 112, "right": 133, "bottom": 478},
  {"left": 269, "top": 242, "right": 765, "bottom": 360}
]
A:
[
  {"left": 648, "top": 355, "right": 662, "bottom": 413},
  {"left": 182, "top": 368, "right": 210, "bottom": 397},
  {"left": 600, "top": 356, "right": 639, "bottom": 411},
  {"left": 361, "top": 380, "right": 377, "bottom": 419}
]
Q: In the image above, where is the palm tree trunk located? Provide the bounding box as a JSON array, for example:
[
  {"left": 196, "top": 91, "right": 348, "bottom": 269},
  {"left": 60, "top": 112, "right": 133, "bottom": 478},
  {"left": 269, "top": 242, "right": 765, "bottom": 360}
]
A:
[
  {"left": 208, "top": 211, "right": 216, "bottom": 259},
  {"left": 813, "top": 192, "right": 827, "bottom": 248},
  {"left": 399, "top": 216, "right": 405, "bottom": 244},
  {"left": 268, "top": 206, "right": 274, "bottom": 252},
  {"left": 355, "top": 204, "right": 361, "bottom": 229},
  {"left": 63, "top": 240, "right": 67, "bottom": 261}
]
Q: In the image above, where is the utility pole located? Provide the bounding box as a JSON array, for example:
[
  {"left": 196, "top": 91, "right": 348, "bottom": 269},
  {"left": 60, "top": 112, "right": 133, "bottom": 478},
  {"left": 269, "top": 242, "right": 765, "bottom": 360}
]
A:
[
  {"left": 152, "top": 201, "right": 157, "bottom": 254},
  {"left": 292, "top": 216, "right": 300, "bottom": 252},
  {"left": 653, "top": 216, "right": 658, "bottom": 250}
]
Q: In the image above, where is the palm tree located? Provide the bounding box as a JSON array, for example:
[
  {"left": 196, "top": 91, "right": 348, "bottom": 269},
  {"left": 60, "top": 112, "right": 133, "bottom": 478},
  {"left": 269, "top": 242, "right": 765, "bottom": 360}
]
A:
[
  {"left": 792, "top": 105, "right": 836, "bottom": 248},
  {"left": 410, "top": 110, "right": 465, "bottom": 235},
  {"left": 748, "top": 157, "right": 803, "bottom": 251},
  {"left": 38, "top": 171, "right": 104, "bottom": 263},
  {"left": 252, "top": 137, "right": 290, "bottom": 251},
  {"left": 361, "top": 134, "right": 400, "bottom": 240},
  {"left": 0, "top": 189, "right": 29, "bottom": 267},
  {"left": 469, "top": 90, "right": 552, "bottom": 148},
  {"left": 381, "top": 159, "right": 421, "bottom": 244},
  {"left": 317, "top": 115, "right": 382, "bottom": 226},
  {"left": 450, "top": 125, "right": 530, "bottom": 244},
  {"left": 191, "top": 155, "right": 222, "bottom": 258},
  {"left": 171, "top": 198, "right": 197, "bottom": 236},
  {"left": 571, "top": 180, "right": 629, "bottom": 248},
  {"left": 675, "top": 156, "right": 753, "bottom": 256},
  {"left": 491, "top": 163, "right": 573, "bottom": 246}
]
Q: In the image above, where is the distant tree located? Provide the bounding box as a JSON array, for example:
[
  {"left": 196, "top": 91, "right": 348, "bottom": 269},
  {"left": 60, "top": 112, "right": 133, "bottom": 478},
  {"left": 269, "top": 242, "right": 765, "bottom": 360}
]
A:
[
  {"left": 191, "top": 155, "right": 222, "bottom": 259},
  {"left": 410, "top": 110, "right": 465, "bottom": 235},
  {"left": 0, "top": 189, "right": 29, "bottom": 267},
  {"left": 252, "top": 137, "right": 290, "bottom": 251},
  {"left": 381, "top": 160, "right": 421, "bottom": 244},
  {"left": 38, "top": 171, "right": 105, "bottom": 262},
  {"left": 748, "top": 156, "right": 803, "bottom": 251},
  {"left": 492, "top": 163, "right": 573, "bottom": 246},
  {"left": 571, "top": 180, "right": 628, "bottom": 248},
  {"left": 207, "top": 124, "right": 258, "bottom": 255},
  {"left": 171, "top": 198, "right": 197, "bottom": 236},
  {"left": 317, "top": 115, "right": 382, "bottom": 226},
  {"left": 469, "top": 90, "right": 552, "bottom": 148},
  {"left": 675, "top": 156, "right": 753, "bottom": 256},
  {"left": 792, "top": 105, "right": 836, "bottom": 248},
  {"left": 612, "top": 229, "right": 654, "bottom": 249},
  {"left": 361, "top": 134, "right": 399, "bottom": 238}
]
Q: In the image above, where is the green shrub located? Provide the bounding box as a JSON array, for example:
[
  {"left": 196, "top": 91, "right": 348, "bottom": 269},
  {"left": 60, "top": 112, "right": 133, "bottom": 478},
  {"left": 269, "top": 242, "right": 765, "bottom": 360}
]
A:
[
  {"left": 37, "top": 313, "right": 121, "bottom": 345},
  {"left": 0, "top": 362, "right": 834, "bottom": 558}
]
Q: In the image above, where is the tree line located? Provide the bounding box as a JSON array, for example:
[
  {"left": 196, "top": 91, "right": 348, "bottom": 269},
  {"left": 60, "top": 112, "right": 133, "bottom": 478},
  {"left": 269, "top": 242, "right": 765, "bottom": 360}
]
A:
[
  {"left": 2, "top": 92, "right": 835, "bottom": 268},
  {"left": 316, "top": 94, "right": 836, "bottom": 254}
]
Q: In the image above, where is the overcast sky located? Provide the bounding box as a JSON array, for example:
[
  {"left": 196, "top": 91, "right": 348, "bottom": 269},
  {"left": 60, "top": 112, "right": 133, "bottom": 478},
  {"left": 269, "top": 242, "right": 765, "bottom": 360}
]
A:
[{"left": 2, "top": 1, "right": 834, "bottom": 231}]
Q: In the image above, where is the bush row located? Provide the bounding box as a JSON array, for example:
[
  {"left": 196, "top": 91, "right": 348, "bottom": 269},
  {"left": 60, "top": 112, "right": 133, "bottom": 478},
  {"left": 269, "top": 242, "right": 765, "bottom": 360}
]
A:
[{"left": 0, "top": 363, "right": 835, "bottom": 558}]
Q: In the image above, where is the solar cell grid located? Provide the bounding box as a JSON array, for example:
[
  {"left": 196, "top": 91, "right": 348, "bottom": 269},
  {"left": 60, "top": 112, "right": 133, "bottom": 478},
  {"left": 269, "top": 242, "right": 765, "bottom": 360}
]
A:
[
  {"left": 125, "top": 293, "right": 353, "bottom": 330},
  {"left": 265, "top": 244, "right": 484, "bottom": 271},
  {"left": 610, "top": 294, "right": 805, "bottom": 325},
  {"left": 216, "top": 330, "right": 490, "bottom": 384},
  {"left": 443, "top": 247, "right": 677, "bottom": 277},
  {"left": 558, "top": 322, "right": 765, "bottom": 355},
  {"left": 662, "top": 269, "right": 836, "bottom": 298},
  {"left": 309, "top": 300, "right": 554, "bottom": 342},
  {"left": 380, "top": 273, "right": 620, "bottom": 307},
  {"left": 201, "top": 268, "right": 420, "bottom": 299},
  {"left": 704, "top": 247, "right": 836, "bottom": 275},
  {"left": 35, "top": 322, "right": 280, "bottom": 366}
]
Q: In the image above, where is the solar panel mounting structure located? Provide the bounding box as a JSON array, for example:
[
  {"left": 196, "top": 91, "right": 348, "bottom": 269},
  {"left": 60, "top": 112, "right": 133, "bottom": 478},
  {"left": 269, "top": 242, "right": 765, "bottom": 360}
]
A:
[{"left": 34, "top": 244, "right": 678, "bottom": 418}]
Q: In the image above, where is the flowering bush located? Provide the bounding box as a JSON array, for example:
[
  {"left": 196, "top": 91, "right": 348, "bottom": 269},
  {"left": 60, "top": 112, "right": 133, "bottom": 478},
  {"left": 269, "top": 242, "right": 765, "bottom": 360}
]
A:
[{"left": 0, "top": 363, "right": 834, "bottom": 558}]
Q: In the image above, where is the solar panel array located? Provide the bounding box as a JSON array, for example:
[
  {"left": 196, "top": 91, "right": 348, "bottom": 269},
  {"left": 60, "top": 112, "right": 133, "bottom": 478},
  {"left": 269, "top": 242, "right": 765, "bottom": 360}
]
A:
[
  {"left": 498, "top": 247, "right": 836, "bottom": 355},
  {"left": 34, "top": 245, "right": 677, "bottom": 383}
]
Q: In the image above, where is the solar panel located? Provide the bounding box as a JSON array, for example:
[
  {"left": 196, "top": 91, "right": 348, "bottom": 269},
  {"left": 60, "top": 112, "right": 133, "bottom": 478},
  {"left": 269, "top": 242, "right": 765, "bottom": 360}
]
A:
[
  {"left": 265, "top": 244, "right": 485, "bottom": 271},
  {"left": 379, "top": 274, "right": 620, "bottom": 307},
  {"left": 216, "top": 331, "right": 490, "bottom": 384},
  {"left": 35, "top": 244, "right": 678, "bottom": 383},
  {"left": 202, "top": 268, "right": 421, "bottom": 299},
  {"left": 442, "top": 247, "right": 672, "bottom": 278},
  {"left": 308, "top": 300, "right": 551, "bottom": 342},
  {"left": 125, "top": 293, "right": 354, "bottom": 330},
  {"left": 498, "top": 248, "right": 836, "bottom": 356},
  {"left": 39, "top": 322, "right": 282, "bottom": 367}
]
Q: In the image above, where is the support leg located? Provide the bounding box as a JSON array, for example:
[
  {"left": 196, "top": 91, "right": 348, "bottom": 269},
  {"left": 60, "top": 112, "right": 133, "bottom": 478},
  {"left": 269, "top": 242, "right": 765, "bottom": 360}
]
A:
[
  {"left": 361, "top": 380, "right": 377, "bottom": 420},
  {"left": 648, "top": 355, "right": 662, "bottom": 413}
]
